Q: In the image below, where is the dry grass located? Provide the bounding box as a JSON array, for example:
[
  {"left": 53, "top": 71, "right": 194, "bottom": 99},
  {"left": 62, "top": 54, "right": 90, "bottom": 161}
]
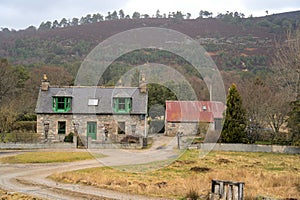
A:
[
  {"left": 50, "top": 150, "right": 300, "bottom": 199},
  {"left": 0, "top": 152, "right": 103, "bottom": 164},
  {"left": 0, "top": 188, "right": 41, "bottom": 200}
]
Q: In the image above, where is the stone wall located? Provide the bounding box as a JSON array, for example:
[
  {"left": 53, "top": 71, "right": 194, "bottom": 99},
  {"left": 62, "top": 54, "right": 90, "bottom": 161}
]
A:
[
  {"left": 88, "top": 137, "right": 143, "bottom": 149},
  {"left": 37, "top": 114, "right": 73, "bottom": 142},
  {"left": 193, "top": 143, "right": 300, "bottom": 154},
  {"left": 165, "top": 122, "right": 214, "bottom": 136},
  {"left": 0, "top": 142, "right": 76, "bottom": 149},
  {"left": 37, "top": 114, "right": 146, "bottom": 143}
]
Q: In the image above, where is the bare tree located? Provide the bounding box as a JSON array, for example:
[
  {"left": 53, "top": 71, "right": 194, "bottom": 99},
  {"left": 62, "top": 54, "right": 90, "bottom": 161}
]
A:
[
  {"left": 271, "top": 30, "right": 300, "bottom": 142},
  {"left": 241, "top": 77, "right": 289, "bottom": 143},
  {"left": 0, "top": 59, "right": 19, "bottom": 105},
  {"left": 273, "top": 30, "right": 300, "bottom": 101},
  {"left": 265, "top": 92, "right": 290, "bottom": 142},
  {"left": 241, "top": 78, "right": 270, "bottom": 142}
]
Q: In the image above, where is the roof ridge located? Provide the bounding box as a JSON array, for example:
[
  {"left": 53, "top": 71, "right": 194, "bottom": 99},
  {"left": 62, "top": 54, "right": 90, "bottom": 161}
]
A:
[{"left": 48, "top": 86, "right": 140, "bottom": 89}]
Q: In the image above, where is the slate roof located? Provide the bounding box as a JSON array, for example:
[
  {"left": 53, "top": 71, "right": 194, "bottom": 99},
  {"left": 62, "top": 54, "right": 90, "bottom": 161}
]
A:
[
  {"left": 35, "top": 87, "right": 147, "bottom": 114},
  {"left": 165, "top": 101, "right": 225, "bottom": 123}
]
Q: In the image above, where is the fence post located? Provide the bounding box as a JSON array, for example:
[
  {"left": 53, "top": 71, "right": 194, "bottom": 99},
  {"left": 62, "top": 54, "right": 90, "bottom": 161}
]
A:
[
  {"left": 210, "top": 180, "right": 244, "bottom": 200},
  {"left": 177, "top": 132, "right": 183, "bottom": 149}
]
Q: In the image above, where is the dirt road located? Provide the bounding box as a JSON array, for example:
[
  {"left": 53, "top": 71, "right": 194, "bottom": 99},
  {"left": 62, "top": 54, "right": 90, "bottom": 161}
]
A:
[{"left": 0, "top": 136, "right": 180, "bottom": 200}]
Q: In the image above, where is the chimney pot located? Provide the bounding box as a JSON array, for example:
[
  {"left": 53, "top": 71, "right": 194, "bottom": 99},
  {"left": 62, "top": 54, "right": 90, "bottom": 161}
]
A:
[
  {"left": 41, "top": 74, "right": 49, "bottom": 91},
  {"left": 139, "top": 74, "right": 147, "bottom": 93}
]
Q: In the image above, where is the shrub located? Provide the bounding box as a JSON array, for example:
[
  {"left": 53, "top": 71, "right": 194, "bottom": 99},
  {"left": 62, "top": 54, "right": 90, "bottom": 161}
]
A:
[
  {"left": 197, "top": 122, "right": 209, "bottom": 136},
  {"left": 8, "top": 131, "right": 40, "bottom": 143},
  {"left": 185, "top": 189, "right": 199, "bottom": 200},
  {"left": 17, "top": 113, "right": 37, "bottom": 121},
  {"left": 13, "top": 121, "right": 36, "bottom": 132},
  {"left": 64, "top": 132, "right": 74, "bottom": 143}
]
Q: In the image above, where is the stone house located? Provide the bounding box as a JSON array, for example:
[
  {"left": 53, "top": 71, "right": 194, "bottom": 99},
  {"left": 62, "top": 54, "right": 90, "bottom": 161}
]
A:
[
  {"left": 35, "top": 75, "right": 148, "bottom": 144},
  {"left": 165, "top": 101, "right": 225, "bottom": 136}
]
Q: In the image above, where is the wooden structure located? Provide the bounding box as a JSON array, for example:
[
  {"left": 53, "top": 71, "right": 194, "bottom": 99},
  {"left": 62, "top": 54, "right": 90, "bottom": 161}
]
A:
[{"left": 210, "top": 179, "right": 244, "bottom": 200}]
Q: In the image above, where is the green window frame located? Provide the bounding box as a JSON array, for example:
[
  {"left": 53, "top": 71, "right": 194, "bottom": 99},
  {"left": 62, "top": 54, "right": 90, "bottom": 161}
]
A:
[
  {"left": 53, "top": 97, "right": 71, "bottom": 112},
  {"left": 113, "top": 98, "right": 132, "bottom": 113},
  {"left": 58, "top": 121, "right": 66, "bottom": 134}
]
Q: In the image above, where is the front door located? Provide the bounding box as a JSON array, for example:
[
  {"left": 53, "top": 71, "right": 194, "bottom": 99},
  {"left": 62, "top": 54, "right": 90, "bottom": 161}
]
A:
[{"left": 87, "top": 122, "right": 97, "bottom": 140}]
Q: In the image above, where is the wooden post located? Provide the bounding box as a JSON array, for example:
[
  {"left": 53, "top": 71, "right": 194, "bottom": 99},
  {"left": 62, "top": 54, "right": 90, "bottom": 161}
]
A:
[
  {"left": 177, "top": 132, "right": 183, "bottom": 149},
  {"left": 210, "top": 180, "right": 244, "bottom": 200}
]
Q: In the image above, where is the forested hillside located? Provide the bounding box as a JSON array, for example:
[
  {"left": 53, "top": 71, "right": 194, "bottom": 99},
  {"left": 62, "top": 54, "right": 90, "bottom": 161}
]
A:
[{"left": 0, "top": 10, "right": 300, "bottom": 144}]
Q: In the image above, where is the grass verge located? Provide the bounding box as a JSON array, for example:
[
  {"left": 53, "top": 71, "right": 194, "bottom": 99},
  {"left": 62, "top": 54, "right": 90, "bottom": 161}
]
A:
[
  {"left": 49, "top": 150, "right": 300, "bottom": 199},
  {"left": 0, "top": 151, "right": 103, "bottom": 164},
  {"left": 0, "top": 188, "right": 41, "bottom": 200}
]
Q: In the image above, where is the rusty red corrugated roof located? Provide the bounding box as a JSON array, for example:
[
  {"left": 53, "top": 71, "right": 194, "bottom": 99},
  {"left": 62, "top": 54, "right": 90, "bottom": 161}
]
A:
[{"left": 165, "top": 101, "right": 225, "bottom": 122}]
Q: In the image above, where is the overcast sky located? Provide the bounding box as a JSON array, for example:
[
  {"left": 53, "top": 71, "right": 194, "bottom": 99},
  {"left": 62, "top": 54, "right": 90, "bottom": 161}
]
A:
[{"left": 1, "top": 0, "right": 300, "bottom": 30}]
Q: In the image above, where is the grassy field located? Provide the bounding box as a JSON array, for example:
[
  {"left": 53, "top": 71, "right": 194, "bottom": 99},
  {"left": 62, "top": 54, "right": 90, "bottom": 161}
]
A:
[
  {"left": 0, "top": 152, "right": 103, "bottom": 164},
  {"left": 50, "top": 150, "right": 300, "bottom": 199}
]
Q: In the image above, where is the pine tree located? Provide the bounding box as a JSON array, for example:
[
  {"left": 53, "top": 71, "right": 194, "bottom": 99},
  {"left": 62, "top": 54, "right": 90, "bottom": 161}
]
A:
[
  {"left": 221, "top": 83, "right": 247, "bottom": 143},
  {"left": 288, "top": 93, "right": 300, "bottom": 145}
]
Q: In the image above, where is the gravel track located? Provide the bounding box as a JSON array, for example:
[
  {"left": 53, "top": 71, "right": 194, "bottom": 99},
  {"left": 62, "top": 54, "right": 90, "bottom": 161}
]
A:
[{"left": 0, "top": 136, "right": 179, "bottom": 200}]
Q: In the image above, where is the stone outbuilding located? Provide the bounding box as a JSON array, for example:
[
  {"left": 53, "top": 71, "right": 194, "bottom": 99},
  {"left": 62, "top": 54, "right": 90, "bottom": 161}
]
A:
[
  {"left": 165, "top": 101, "right": 225, "bottom": 136},
  {"left": 35, "top": 75, "right": 148, "bottom": 144}
]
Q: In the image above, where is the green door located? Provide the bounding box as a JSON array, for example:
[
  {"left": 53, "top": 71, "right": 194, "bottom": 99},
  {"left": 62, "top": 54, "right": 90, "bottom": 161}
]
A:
[{"left": 87, "top": 122, "right": 97, "bottom": 140}]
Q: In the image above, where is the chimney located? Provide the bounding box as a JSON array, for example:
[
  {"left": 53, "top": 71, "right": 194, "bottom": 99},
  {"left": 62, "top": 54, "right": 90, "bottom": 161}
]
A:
[
  {"left": 41, "top": 74, "right": 49, "bottom": 91},
  {"left": 139, "top": 74, "right": 147, "bottom": 93}
]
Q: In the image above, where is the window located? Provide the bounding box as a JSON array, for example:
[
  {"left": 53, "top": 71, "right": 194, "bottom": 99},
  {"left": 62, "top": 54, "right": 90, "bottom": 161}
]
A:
[
  {"left": 88, "top": 98, "right": 99, "bottom": 106},
  {"left": 113, "top": 98, "right": 132, "bottom": 113},
  {"left": 118, "top": 98, "right": 126, "bottom": 110},
  {"left": 118, "top": 122, "right": 125, "bottom": 134},
  {"left": 53, "top": 97, "right": 71, "bottom": 112},
  {"left": 58, "top": 121, "right": 66, "bottom": 134},
  {"left": 131, "top": 124, "right": 136, "bottom": 135}
]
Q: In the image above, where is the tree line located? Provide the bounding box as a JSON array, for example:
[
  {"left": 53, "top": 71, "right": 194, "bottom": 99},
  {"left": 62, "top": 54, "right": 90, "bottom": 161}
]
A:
[
  {"left": 2, "top": 9, "right": 251, "bottom": 32},
  {"left": 38, "top": 9, "right": 194, "bottom": 30},
  {"left": 221, "top": 31, "right": 300, "bottom": 146}
]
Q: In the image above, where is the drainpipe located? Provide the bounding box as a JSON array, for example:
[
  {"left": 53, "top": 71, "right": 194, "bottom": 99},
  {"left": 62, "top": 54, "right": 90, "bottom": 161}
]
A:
[{"left": 144, "top": 114, "right": 147, "bottom": 138}]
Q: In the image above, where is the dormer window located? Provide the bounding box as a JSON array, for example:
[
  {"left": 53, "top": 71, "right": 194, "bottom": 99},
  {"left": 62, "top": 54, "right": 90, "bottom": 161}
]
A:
[
  {"left": 53, "top": 97, "right": 71, "bottom": 112},
  {"left": 202, "top": 105, "right": 207, "bottom": 111},
  {"left": 113, "top": 98, "right": 132, "bottom": 113}
]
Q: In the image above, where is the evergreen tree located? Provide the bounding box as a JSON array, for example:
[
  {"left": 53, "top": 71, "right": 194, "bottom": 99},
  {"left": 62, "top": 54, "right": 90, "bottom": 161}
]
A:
[
  {"left": 71, "top": 18, "right": 79, "bottom": 26},
  {"left": 119, "top": 9, "right": 125, "bottom": 19},
  {"left": 59, "top": 18, "right": 68, "bottom": 27},
  {"left": 132, "top": 12, "right": 141, "bottom": 19},
  {"left": 111, "top": 11, "right": 119, "bottom": 20},
  {"left": 52, "top": 20, "right": 59, "bottom": 29},
  {"left": 221, "top": 83, "right": 247, "bottom": 143},
  {"left": 288, "top": 93, "right": 300, "bottom": 145}
]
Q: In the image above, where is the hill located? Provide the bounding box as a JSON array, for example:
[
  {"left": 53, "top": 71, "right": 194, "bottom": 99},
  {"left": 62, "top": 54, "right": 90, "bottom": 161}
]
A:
[
  {"left": 0, "top": 15, "right": 289, "bottom": 68},
  {"left": 1, "top": 10, "right": 300, "bottom": 114}
]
